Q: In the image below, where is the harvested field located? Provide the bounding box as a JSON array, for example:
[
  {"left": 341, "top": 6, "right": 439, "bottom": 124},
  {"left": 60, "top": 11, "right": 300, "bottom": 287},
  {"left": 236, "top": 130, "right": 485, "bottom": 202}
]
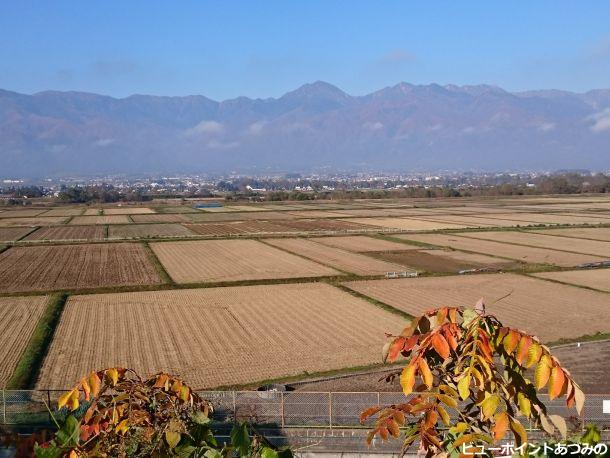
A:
[
  {"left": 0, "top": 296, "right": 49, "bottom": 387},
  {"left": 131, "top": 214, "right": 191, "bottom": 223},
  {"left": 486, "top": 213, "right": 610, "bottom": 225},
  {"left": 0, "top": 227, "right": 34, "bottom": 242},
  {"left": 40, "top": 208, "right": 85, "bottom": 217},
  {"left": 343, "top": 273, "right": 610, "bottom": 341},
  {"left": 458, "top": 231, "right": 610, "bottom": 257},
  {"left": 185, "top": 220, "right": 296, "bottom": 236},
  {"left": 104, "top": 207, "right": 155, "bottom": 215},
  {"left": 224, "top": 205, "right": 268, "bottom": 212},
  {"left": 108, "top": 224, "right": 196, "bottom": 239},
  {"left": 0, "top": 243, "right": 163, "bottom": 293},
  {"left": 36, "top": 283, "right": 401, "bottom": 389},
  {"left": 286, "top": 210, "right": 349, "bottom": 218},
  {"left": 368, "top": 249, "right": 518, "bottom": 274},
  {"left": 83, "top": 208, "right": 101, "bottom": 215},
  {"left": 345, "top": 218, "right": 466, "bottom": 231},
  {"left": 278, "top": 218, "right": 373, "bottom": 232},
  {"left": 187, "top": 211, "right": 293, "bottom": 222},
  {"left": 0, "top": 217, "right": 67, "bottom": 227},
  {"left": 150, "top": 239, "right": 339, "bottom": 283},
  {"left": 397, "top": 233, "right": 607, "bottom": 267},
  {"left": 0, "top": 209, "right": 46, "bottom": 218},
  {"left": 311, "top": 235, "right": 418, "bottom": 252},
  {"left": 156, "top": 206, "right": 199, "bottom": 213},
  {"left": 529, "top": 227, "right": 610, "bottom": 242},
  {"left": 416, "top": 215, "right": 528, "bottom": 228},
  {"left": 265, "top": 238, "right": 413, "bottom": 275},
  {"left": 24, "top": 225, "right": 106, "bottom": 241},
  {"left": 69, "top": 215, "right": 131, "bottom": 225},
  {"left": 532, "top": 269, "right": 610, "bottom": 292}
]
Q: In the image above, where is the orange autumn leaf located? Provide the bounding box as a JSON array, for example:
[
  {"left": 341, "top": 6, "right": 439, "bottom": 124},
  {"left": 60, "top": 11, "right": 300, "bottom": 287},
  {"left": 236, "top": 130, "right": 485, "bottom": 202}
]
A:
[{"left": 431, "top": 333, "right": 450, "bottom": 359}]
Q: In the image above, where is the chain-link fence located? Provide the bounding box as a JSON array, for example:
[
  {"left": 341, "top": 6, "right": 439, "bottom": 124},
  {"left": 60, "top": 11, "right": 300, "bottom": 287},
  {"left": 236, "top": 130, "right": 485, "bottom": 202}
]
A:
[{"left": 1, "top": 390, "right": 607, "bottom": 430}]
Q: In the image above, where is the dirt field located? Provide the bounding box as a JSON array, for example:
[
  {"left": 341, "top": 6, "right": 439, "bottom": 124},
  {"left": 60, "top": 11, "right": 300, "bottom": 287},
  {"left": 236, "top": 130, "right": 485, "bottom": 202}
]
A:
[
  {"left": 131, "top": 214, "right": 192, "bottom": 223},
  {"left": 24, "top": 225, "right": 106, "bottom": 241},
  {"left": 368, "top": 249, "right": 518, "bottom": 274},
  {"left": 0, "top": 209, "right": 47, "bottom": 218},
  {"left": 156, "top": 206, "right": 200, "bottom": 213},
  {"left": 185, "top": 220, "right": 296, "bottom": 236},
  {"left": 151, "top": 239, "right": 340, "bottom": 283},
  {"left": 529, "top": 227, "right": 610, "bottom": 242},
  {"left": 265, "top": 238, "right": 413, "bottom": 275},
  {"left": 108, "top": 224, "right": 196, "bottom": 239},
  {"left": 458, "top": 231, "right": 610, "bottom": 257},
  {"left": 345, "top": 217, "right": 466, "bottom": 231},
  {"left": 484, "top": 213, "right": 610, "bottom": 225},
  {"left": 36, "top": 283, "right": 401, "bottom": 389},
  {"left": 310, "top": 235, "right": 417, "bottom": 252},
  {"left": 104, "top": 207, "right": 155, "bottom": 215},
  {"left": 532, "top": 269, "right": 610, "bottom": 292},
  {"left": 0, "top": 243, "right": 163, "bottom": 292},
  {"left": 343, "top": 273, "right": 610, "bottom": 341},
  {"left": 187, "top": 211, "right": 294, "bottom": 222},
  {"left": 286, "top": 210, "right": 350, "bottom": 218},
  {"left": 397, "top": 233, "right": 607, "bottom": 267},
  {"left": 0, "top": 227, "right": 34, "bottom": 242},
  {"left": 40, "top": 208, "right": 85, "bottom": 216},
  {"left": 69, "top": 215, "right": 131, "bottom": 225},
  {"left": 83, "top": 208, "right": 101, "bottom": 215},
  {"left": 279, "top": 219, "right": 373, "bottom": 232},
  {"left": 0, "top": 217, "right": 67, "bottom": 227},
  {"left": 416, "top": 215, "right": 532, "bottom": 228},
  {"left": 0, "top": 296, "right": 49, "bottom": 387}
]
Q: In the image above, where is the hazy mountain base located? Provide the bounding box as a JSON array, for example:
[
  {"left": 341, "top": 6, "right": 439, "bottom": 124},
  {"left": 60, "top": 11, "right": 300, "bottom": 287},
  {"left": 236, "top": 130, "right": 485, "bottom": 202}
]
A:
[{"left": 1, "top": 82, "right": 609, "bottom": 177}]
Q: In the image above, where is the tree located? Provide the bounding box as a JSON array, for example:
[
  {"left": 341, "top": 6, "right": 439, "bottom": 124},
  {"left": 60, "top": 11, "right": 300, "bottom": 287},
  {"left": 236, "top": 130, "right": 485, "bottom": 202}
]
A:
[
  {"left": 38, "top": 368, "right": 292, "bottom": 458},
  {"left": 362, "top": 301, "right": 585, "bottom": 457}
]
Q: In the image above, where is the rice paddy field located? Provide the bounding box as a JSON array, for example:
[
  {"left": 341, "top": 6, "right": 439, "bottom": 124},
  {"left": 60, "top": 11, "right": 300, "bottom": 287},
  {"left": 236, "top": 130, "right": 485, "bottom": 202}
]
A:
[
  {"left": 0, "top": 194, "right": 609, "bottom": 390},
  {"left": 36, "top": 283, "right": 401, "bottom": 389},
  {"left": 0, "top": 296, "right": 49, "bottom": 387}
]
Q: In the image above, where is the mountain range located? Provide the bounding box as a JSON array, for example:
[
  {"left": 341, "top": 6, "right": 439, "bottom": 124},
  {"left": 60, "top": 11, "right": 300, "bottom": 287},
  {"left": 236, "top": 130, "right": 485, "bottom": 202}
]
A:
[{"left": 1, "top": 81, "right": 610, "bottom": 177}]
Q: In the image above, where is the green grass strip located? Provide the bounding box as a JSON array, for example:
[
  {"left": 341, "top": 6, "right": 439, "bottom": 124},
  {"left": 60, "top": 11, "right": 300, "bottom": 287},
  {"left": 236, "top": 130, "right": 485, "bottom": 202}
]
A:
[{"left": 6, "top": 293, "right": 68, "bottom": 389}]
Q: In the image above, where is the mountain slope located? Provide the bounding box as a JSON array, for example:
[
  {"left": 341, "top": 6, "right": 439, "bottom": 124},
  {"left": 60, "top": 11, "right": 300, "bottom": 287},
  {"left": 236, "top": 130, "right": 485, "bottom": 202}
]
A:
[{"left": 1, "top": 82, "right": 609, "bottom": 176}]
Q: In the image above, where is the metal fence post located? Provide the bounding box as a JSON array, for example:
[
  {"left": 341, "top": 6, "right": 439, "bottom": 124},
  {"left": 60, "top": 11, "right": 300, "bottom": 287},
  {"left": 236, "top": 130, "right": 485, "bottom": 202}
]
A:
[
  {"left": 328, "top": 392, "right": 333, "bottom": 429},
  {"left": 1, "top": 389, "right": 5, "bottom": 425},
  {"left": 280, "top": 392, "right": 285, "bottom": 428},
  {"left": 232, "top": 391, "right": 237, "bottom": 424}
]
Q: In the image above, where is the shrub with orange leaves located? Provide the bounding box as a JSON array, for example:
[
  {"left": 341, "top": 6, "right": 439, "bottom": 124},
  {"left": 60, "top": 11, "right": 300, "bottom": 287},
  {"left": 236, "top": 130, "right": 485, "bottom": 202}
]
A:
[{"left": 362, "top": 300, "right": 585, "bottom": 456}]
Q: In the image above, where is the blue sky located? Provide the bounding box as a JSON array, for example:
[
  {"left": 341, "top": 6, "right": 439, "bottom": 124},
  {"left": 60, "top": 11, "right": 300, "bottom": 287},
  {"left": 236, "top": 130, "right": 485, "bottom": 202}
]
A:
[{"left": 1, "top": 1, "right": 609, "bottom": 99}]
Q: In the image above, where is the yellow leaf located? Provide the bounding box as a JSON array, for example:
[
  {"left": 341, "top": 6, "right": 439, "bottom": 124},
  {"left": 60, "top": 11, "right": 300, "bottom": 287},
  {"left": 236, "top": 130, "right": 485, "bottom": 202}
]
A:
[
  {"left": 548, "top": 366, "right": 565, "bottom": 400},
  {"left": 574, "top": 384, "right": 585, "bottom": 415},
  {"left": 525, "top": 342, "right": 542, "bottom": 368},
  {"left": 165, "top": 430, "right": 181, "bottom": 449},
  {"left": 534, "top": 355, "right": 552, "bottom": 389},
  {"left": 115, "top": 419, "right": 129, "bottom": 435},
  {"left": 68, "top": 391, "right": 79, "bottom": 411},
  {"left": 400, "top": 363, "right": 416, "bottom": 395},
  {"left": 450, "top": 422, "right": 468, "bottom": 434},
  {"left": 437, "top": 404, "right": 451, "bottom": 426},
  {"left": 458, "top": 375, "right": 470, "bottom": 400},
  {"left": 481, "top": 395, "right": 500, "bottom": 419},
  {"left": 438, "top": 393, "right": 458, "bottom": 408},
  {"left": 179, "top": 386, "right": 190, "bottom": 402},
  {"left": 58, "top": 390, "right": 73, "bottom": 409},
  {"left": 492, "top": 412, "right": 509, "bottom": 441},
  {"left": 106, "top": 368, "right": 119, "bottom": 386},
  {"left": 517, "top": 392, "right": 531, "bottom": 418},
  {"left": 509, "top": 418, "right": 528, "bottom": 447},
  {"left": 503, "top": 330, "right": 520, "bottom": 354},
  {"left": 81, "top": 379, "right": 91, "bottom": 401},
  {"left": 89, "top": 372, "right": 101, "bottom": 397},
  {"left": 418, "top": 358, "right": 433, "bottom": 388}
]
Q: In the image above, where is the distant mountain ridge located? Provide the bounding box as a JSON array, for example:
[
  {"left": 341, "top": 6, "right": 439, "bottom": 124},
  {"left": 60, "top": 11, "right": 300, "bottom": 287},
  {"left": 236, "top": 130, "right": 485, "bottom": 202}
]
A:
[{"left": 1, "top": 81, "right": 609, "bottom": 177}]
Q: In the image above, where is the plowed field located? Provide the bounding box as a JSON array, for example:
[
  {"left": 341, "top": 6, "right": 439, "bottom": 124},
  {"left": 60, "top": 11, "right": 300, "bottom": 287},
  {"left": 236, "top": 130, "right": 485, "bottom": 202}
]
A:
[
  {"left": 345, "top": 218, "right": 466, "bottom": 231},
  {"left": 265, "top": 238, "right": 414, "bottom": 275},
  {"left": 397, "top": 233, "right": 606, "bottom": 267},
  {"left": 0, "top": 243, "right": 162, "bottom": 292},
  {"left": 0, "top": 217, "right": 67, "bottom": 227},
  {"left": 532, "top": 269, "right": 610, "bottom": 292},
  {"left": 311, "top": 236, "right": 417, "bottom": 252},
  {"left": 24, "top": 225, "right": 106, "bottom": 241},
  {"left": 343, "top": 273, "right": 610, "bottom": 341},
  {"left": 0, "top": 296, "right": 49, "bottom": 386},
  {"left": 69, "top": 215, "right": 131, "bottom": 225},
  {"left": 0, "top": 227, "right": 34, "bottom": 242},
  {"left": 104, "top": 207, "right": 155, "bottom": 215},
  {"left": 108, "top": 224, "right": 195, "bottom": 239},
  {"left": 36, "top": 283, "right": 401, "bottom": 389},
  {"left": 529, "top": 227, "right": 610, "bottom": 242},
  {"left": 150, "top": 239, "right": 340, "bottom": 283}
]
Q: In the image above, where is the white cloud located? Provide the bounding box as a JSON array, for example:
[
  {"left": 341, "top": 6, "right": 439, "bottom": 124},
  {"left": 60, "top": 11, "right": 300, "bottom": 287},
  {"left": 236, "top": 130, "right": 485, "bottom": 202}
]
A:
[
  {"left": 185, "top": 120, "right": 224, "bottom": 136},
  {"left": 538, "top": 122, "right": 556, "bottom": 132},
  {"left": 94, "top": 138, "right": 115, "bottom": 147},
  {"left": 588, "top": 108, "right": 610, "bottom": 133},
  {"left": 363, "top": 121, "right": 384, "bottom": 131},
  {"left": 206, "top": 140, "right": 240, "bottom": 149},
  {"left": 247, "top": 121, "right": 266, "bottom": 135}
]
